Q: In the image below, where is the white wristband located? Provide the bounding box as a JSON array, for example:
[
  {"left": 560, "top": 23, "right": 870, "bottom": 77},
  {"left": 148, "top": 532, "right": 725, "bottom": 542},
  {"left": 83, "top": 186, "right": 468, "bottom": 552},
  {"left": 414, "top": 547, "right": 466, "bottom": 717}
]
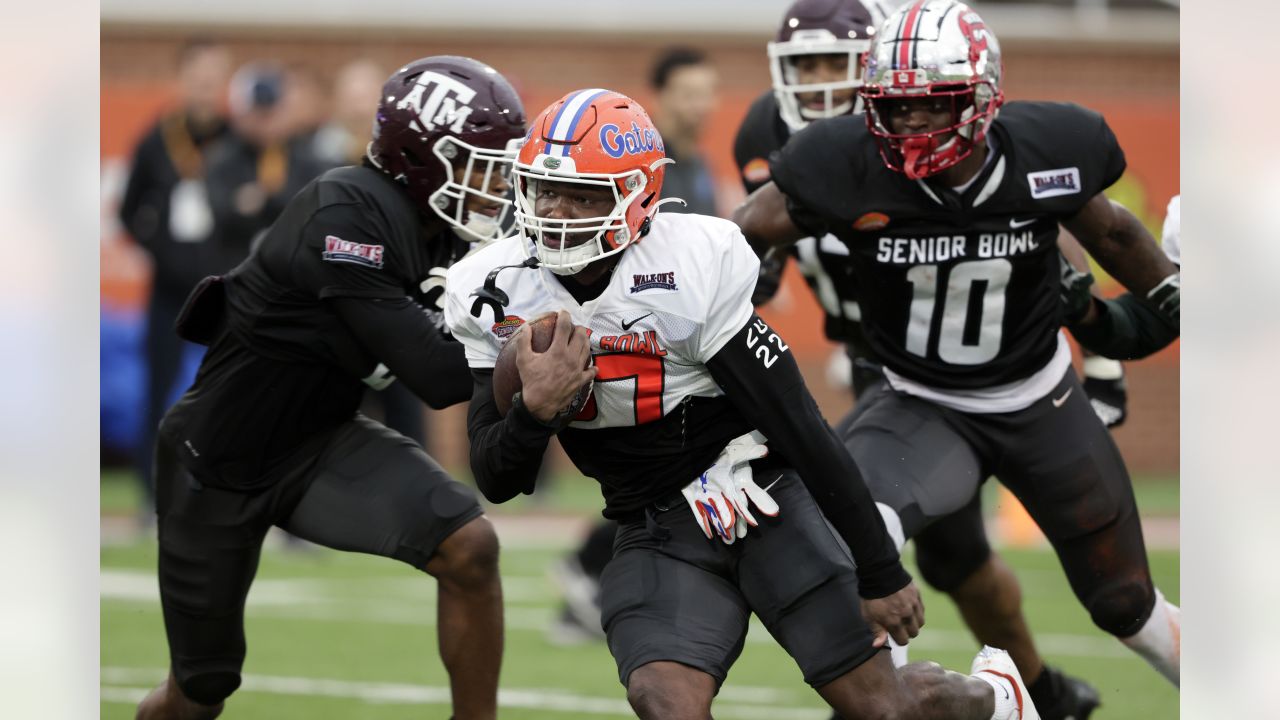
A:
[{"left": 1083, "top": 355, "right": 1123, "bottom": 380}]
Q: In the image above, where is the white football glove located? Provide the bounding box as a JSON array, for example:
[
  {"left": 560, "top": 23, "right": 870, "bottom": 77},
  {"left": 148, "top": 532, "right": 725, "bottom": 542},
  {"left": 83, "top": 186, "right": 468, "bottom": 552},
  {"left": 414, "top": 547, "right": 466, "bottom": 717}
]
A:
[
  {"left": 680, "top": 433, "right": 778, "bottom": 544},
  {"left": 419, "top": 267, "right": 449, "bottom": 312}
]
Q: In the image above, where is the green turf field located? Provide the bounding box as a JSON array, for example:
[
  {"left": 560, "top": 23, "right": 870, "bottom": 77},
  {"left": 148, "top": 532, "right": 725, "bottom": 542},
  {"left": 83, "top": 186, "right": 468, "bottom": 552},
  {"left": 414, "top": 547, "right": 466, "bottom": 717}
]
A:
[{"left": 101, "top": 472, "right": 1179, "bottom": 719}]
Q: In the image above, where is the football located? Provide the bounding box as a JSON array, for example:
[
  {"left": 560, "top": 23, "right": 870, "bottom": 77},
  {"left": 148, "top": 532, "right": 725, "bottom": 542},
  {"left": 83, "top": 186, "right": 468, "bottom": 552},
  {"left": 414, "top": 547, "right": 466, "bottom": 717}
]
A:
[{"left": 493, "top": 312, "right": 592, "bottom": 417}]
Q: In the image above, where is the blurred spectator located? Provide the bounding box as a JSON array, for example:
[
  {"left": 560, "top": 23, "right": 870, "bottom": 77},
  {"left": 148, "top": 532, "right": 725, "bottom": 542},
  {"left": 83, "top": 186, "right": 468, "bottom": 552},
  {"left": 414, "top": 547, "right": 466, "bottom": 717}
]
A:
[
  {"left": 118, "top": 37, "right": 232, "bottom": 513},
  {"left": 282, "top": 62, "right": 329, "bottom": 143},
  {"left": 313, "top": 58, "right": 385, "bottom": 165},
  {"left": 204, "top": 62, "right": 337, "bottom": 269},
  {"left": 648, "top": 47, "right": 720, "bottom": 215}
]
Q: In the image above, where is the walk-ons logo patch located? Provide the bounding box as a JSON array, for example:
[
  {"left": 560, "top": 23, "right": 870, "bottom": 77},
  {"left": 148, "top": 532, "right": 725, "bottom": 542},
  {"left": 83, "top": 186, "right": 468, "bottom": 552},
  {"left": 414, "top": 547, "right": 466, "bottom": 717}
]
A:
[
  {"left": 490, "top": 315, "right": 525, "bottom": 339},
  {"left": 1027, "top": 167, "right": 1081, "bottom": 199},
  {"left": 853, "top": 212, "right": 890, "bottom": 231},
  {"left": 322, "top": 235, "right": 385, "bottom": 268},
  {"left": 630, "top": 271, "right": 678, "bottom": 294}
]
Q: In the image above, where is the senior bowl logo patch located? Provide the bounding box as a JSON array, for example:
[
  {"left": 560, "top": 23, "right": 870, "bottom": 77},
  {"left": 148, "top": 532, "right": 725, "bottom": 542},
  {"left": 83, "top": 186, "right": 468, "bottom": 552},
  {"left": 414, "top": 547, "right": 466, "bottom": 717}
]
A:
[
  {"left": 322, "top": 235, "right": 385, "bottom": 268},
  {"left": 853, "top": 212, "right": 890, "bottom": 231},
  {"left": 491, "top": 315, "right": 525, "bottom": 339},
  {"left": 743, "top": 157, "right": 771, "bottom": 184}
]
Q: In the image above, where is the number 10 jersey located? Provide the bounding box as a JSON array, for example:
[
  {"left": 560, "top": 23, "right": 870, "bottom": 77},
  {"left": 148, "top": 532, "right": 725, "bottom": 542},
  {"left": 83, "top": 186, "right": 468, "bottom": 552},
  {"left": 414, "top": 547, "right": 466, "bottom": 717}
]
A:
[{"left": 770, "top": 101, "right": 1126, "bottom": 391}]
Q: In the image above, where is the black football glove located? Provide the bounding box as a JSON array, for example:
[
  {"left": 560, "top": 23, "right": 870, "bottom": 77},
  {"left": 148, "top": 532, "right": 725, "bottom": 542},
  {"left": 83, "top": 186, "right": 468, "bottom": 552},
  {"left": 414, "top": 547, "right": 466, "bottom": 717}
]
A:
[
  {"left": 1059, "top": 252, "right": 1096, "bottom": 325},
  {"left": 1082, "top": 357, "right": 1127, "bottom": 428}
]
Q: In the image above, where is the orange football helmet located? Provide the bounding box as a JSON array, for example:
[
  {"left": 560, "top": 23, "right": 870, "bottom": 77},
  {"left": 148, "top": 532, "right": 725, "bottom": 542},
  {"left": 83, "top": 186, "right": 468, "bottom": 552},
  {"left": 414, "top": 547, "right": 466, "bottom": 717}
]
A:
[{"left": 513, "top": 89, "right": 673, "bottom": 274}]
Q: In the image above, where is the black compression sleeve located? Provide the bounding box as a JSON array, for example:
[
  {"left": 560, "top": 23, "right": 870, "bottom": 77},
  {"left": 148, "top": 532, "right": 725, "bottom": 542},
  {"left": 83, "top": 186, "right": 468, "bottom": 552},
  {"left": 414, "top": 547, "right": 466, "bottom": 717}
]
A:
[
  {"left": 329, "top": 295, "right": 472, "bottom": 409},
  {"left": 465, "top": 369, "right": 557, "bottom": 504},
  {"left": 705, "top": 314, "right": 911, "bottom": 598},
  {"left": 1069, "top": 293, "right": 1179, "bottom": 360}
]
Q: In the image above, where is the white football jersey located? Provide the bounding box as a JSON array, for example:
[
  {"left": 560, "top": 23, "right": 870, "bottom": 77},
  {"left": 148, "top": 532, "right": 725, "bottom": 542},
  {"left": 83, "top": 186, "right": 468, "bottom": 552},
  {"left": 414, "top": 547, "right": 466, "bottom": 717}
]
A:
[
  {"left": 1161, "top": 194, "right": 1180, "bottom": 267},
  {"left": 446, "top": 213, "right": 760, "bottom": 430}
]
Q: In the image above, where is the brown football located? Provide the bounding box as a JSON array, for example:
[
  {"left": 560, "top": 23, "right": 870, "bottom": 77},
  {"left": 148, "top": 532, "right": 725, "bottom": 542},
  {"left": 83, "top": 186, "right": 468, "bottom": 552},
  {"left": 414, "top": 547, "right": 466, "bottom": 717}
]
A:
[{"left": 493, "top": 312, "right": 592, "bottom": 417}]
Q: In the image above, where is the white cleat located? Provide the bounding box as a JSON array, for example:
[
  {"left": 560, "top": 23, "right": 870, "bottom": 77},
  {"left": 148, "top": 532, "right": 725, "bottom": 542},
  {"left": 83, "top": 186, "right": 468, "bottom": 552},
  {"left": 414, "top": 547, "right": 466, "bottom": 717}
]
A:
[{"left": 971, "top": 646, "right": 1040, "bottom": 720}]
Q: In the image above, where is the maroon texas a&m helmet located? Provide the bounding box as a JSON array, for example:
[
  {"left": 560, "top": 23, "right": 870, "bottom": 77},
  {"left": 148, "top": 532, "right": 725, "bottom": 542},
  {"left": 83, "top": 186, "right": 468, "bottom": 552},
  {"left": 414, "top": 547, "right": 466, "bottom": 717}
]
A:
[{"left": 369, "top": 56, "right": 527, "bottom": 243}]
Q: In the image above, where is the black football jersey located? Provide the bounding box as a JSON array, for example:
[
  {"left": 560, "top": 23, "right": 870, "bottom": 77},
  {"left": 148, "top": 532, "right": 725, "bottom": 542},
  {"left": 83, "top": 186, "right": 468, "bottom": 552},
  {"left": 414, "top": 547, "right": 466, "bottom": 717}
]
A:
[
  {"left": 161, "top": 165, "right": 459, "bottom": 489},
  {"left": 734, "top": 90, "right": 866, "bottom": 345},
  {"left": 770, "top": 101, "right": 1126, "bottom": 389}
]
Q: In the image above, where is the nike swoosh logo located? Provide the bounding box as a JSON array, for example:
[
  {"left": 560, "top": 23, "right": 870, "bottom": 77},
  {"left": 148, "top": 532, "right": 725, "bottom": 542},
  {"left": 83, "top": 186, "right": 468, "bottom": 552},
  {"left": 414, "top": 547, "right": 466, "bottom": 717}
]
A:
[
  {"left": 1052, "top": 388, "right": 1073, "bottom": 407},
  {"left": 1009, "top": 217, "right": 1037, "bottom": 229},
  {"left": 621, "top": 312, "right": 653, "bottom": 331}
]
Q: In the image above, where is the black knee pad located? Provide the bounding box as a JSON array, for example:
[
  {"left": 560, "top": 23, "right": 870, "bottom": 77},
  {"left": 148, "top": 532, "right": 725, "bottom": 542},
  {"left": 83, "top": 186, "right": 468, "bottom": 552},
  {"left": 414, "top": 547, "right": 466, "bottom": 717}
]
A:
[
  {"left": 915, "top": 535, "right": 991, "bottom": 592},
  {"left": 912, "top": 495, "right": 991, "bottom": 593},
  {"left": 1086, "top": 577, "right": 1156, "bottom": 637},
  {"left": 178, "top": 670, "right": 240, "bottom": 706}
]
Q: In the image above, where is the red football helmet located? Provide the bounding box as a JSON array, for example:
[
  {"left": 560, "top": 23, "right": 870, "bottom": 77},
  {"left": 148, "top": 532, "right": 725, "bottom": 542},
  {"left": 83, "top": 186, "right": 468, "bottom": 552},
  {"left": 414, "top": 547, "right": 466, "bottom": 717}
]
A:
[
  {"left": 368, "top": 56, "right": 527, "bottom": 243},
  {"left": 860, "top": 0, "right": 1004, "bottom": 179},
  {"left": 513, "top": 90, "right": 672, "bottom": 274}
]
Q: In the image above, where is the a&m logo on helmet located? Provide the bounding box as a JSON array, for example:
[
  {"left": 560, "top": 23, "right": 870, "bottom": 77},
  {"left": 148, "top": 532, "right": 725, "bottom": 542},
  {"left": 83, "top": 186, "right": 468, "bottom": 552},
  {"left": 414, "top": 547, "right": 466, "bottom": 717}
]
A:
[{"left": 396, "top": 71, "right": 477, "bottom": 133}]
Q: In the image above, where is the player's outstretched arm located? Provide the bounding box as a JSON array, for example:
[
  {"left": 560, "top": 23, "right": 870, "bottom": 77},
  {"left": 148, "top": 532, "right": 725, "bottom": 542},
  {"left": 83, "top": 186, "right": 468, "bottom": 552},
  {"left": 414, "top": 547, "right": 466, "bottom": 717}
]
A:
[
  {"left": 464, "top": 368, "right": 558, "bottom": 504},
  {"left": 1070, "top": 293, "right": 1179, "bottom": 360},
  {"left": 329, "top": 295, "right": 472, "bottom": 409},
  {"left": 705, "top": 314, "right": 912, "bottom": 598},
  {"left": 1063, "top": 194, "right": 1179, "bottom": 306},
  {"left": 732, "top": 182, "right": 810, "bottom": 257},
  {"left": 706, "top": 314, "right": 922, "bottom": 643}
]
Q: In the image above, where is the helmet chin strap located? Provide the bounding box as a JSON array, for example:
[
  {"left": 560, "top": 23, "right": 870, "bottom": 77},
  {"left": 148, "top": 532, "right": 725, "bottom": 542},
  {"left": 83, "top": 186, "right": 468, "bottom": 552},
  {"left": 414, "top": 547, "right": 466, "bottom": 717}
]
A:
[
  {"left": 469, "top": 256, "right": 541, "bottom": 322},
  {"left": 800, "top": 99, "right": 854, "bottom": 120},
  {"left": 459, "top": 212, "right": 501, "bottom": 245}
]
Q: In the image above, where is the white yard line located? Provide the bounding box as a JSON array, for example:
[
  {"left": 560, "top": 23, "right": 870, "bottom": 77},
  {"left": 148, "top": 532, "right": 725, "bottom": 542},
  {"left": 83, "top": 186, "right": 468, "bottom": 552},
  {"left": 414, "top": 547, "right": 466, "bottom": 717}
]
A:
[
  {"left": 101, "top": 513, "right": 1181, "bottom": 549},
  {"left": 101, "top": 569, "right": 1131, "bottom": 659},
  {"left": 101, "top": 667, "right": 824, "bottom": 719}
]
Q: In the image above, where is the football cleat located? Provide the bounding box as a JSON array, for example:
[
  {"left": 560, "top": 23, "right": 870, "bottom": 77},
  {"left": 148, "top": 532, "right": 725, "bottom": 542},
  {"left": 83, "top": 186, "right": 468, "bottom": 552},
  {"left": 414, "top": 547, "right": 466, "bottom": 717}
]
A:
[
  {"left": 1032, "top": 665, "right": 1101, "bottom": 720},
  {"left": 972, "top": 646, "right": 1040, "bottom": 720}
]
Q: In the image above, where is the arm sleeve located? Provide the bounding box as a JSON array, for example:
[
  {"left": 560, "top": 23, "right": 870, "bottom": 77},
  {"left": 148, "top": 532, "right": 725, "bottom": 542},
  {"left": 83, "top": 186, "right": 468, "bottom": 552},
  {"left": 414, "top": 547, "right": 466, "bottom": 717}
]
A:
[
  {"left": 328, "top": 295, "right": 473, "bottom": 408},
  {"left": 1068, "top": 293, "right": 1179, "bottom": 360},
  {"left": 465, "top": 368, "right": 559, "bottom": 503},
  {"left": 705, "top": 314, "right": 911, "bottom": 598}
]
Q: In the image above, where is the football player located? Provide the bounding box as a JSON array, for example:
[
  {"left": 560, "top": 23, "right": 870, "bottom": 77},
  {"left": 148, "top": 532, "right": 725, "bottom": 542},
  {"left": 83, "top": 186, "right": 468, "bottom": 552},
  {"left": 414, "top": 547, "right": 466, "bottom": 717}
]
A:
[
  {"left": 134, "top": 56, "right": 525, "bottom": 720},
  {"left": 448, "top": 88, "right": 1040, "bottom": 720},
  {"left": 734, "top": 0, "right": 1180, "bottom": 694},
  {"left": 734, "top": 2, "right": 1106, "bottom": 717},
  {"left": 1064, "top": 195, "right": 1181, "bottom": 359},
  {"left": 734, "top": 0, "right": 890, "bottom": 396}
]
